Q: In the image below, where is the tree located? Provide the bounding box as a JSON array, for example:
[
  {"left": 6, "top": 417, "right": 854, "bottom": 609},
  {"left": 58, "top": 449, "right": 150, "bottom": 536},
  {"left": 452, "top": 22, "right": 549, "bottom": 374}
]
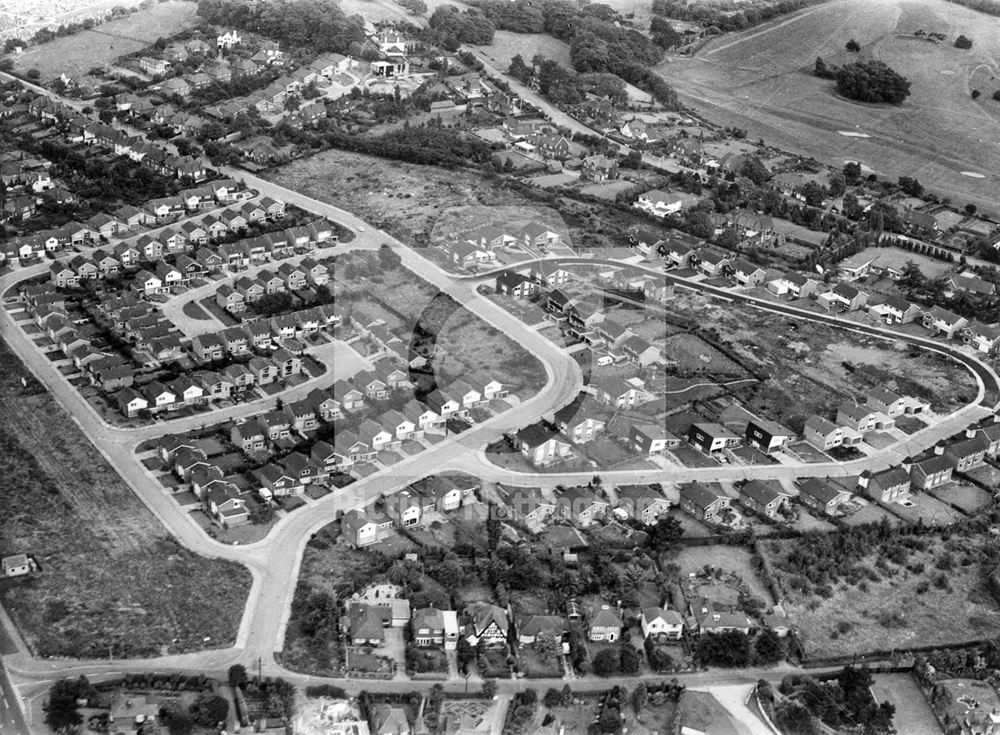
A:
[
  {"left": 740, "top": 155, "right": 770, "bottom": 185},
  {"left": 160, "top": 701, "right": 194, "bottom": 735},
  {"left": 843, "top": 161, "right": 862, "bottom": 184},
  {"left": 647, "top": 514, "right": 684, "bottom": 553},
  {"left": 400, "top": 0, "right": 428, "bottom": 14},
  {"left": 486, "top": 503, "right": 502, "bottom": 554},
  {"left": 955, "top": 34, "right": 973, "bottom": 49},
  {"left": 4, "top": 38, "right": 26, "bottom": 52},
  {"left": 544, "top": 688, "right": 562, "bottom": 708},
  {"left": 44, "top": 677, "right": 91, "bottom": 733},
  {"left": 378, "top": 243, "right": 401, "bottom": 269},
  {"left": 973, "top": 89, "right": 982, "bottom": 99},
  {"left": 632, "top": 682, "right": 648, "bottom": 713},
  {"left": 845, "top": 38, "right": 860, "bottom": 52},
  {"left": 650, "top": 16, "right": 682, "bottom": 48},
  {"left": 481, "top": 679, "right": 498, "bottom": 698},
  {"left": 25, "top": 67, "right": 41, "bottom": 80},
  {"left": 228, "top": 663, "right": 248, "bottom": 689},
  {"left": 835, "top": 60, "right": 911, "bottom": 104},
  {"left": 457, "top": 637, "right": 475, "bottom": 674},
  {"left": 592, "top": 647, "right": 620, "bottom": 676},
  {"left": 898, "top": 176, "right": 923, "bottom": 197},
  {"left": 619, "top": 643, "right": 641, "bottom": 674},
  {"left": 597, "top": 707, "right": 622, "bottom": 733},
  {"left": 814, "top": 56, "right": 836, "bottom": 79},
  {"left": 508, "top": 54, "right": 533, "bottom": 83},
  {"left": 189, "top": 693, "right": 229, "bottom": 727},
  {"left": 966, "top": 203, "right": 978, "bottom": 215},
  {"left": 754, "top": 629, "right": 785, "bottom": 663}
]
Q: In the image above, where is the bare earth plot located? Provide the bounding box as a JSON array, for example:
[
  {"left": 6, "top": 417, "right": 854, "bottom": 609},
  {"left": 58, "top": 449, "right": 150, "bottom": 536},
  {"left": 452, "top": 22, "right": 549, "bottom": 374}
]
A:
[
  {"left": 11, "top": 1, "right": 198, "bottom": 80},
  {"left": 0, "top": 343, "right": 250, "bottom": 659},
  {"left": 661, "top": 0, "right": 1000, "bottom": 213}
]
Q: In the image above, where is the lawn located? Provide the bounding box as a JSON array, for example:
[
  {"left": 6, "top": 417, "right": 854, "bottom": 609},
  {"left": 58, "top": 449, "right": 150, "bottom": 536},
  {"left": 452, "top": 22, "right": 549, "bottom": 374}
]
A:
[
  {"left": 12, "top": 1, "right": 198, "bottom": 81},
  {"left": 519, "top": 646, "right": 563, "bottom": 678},
  {"left": 672, "top": 545, "right": 774, "bottom": 603},
  {"left": 871, "top": 674, "right": 943, "bottom": 735},
  {"left": 931, "top": 482, "right": 993, "bottom": 514},
  {"left": 663, "top": 0, "right": 1000, "bottom": 213},
  {"left": 0, "top": 342, "right": 250, "bottom": 658}
]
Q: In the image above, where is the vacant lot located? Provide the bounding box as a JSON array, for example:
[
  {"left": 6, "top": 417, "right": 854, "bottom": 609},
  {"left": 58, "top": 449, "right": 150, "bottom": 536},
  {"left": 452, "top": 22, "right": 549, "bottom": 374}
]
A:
[
  {"left": 673, "top": 545, "right": 773, "bottom": 603},
  {"left": 268, "top": 148, "right": 532, "bottom": 246},
  {"left": 666, "top": 289, "right": 976, "bottom": 432},
  {"left": 763, "top": 533, "right": 1000, "bottom": 658},
  {"left": 664, "top": 0, "right": 1000, "bottom": 213},
  {"left": 473, "top": 31, "right": 573, "bottom": 71},
  {"left": 12, "top": 1, "right": 198, "bottom": 80},
  {"left": 0, "top": 344, "right": 249, "bottom": 658}
]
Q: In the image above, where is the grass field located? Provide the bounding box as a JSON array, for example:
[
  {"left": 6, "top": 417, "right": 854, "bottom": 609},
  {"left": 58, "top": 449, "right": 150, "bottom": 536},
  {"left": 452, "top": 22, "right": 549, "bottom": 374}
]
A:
[
  {"left": 0, "top": 343, "right": 250, "bottom": 659},
  {"left": 672, "top": 545, "right": 774, "bottom": 603},
  {"left": 662, "top": 0, "right": 1000, "bottom": 213},
  {"left": 473, "top": 31, "right": 573, "bottom": 71},
  {"left": 11, "top": 1, "right": 198, "bottom": 80}
]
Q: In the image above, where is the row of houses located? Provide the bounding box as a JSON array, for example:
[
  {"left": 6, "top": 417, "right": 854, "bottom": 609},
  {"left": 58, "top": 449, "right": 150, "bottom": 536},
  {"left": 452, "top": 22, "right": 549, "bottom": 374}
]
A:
[
  {"left": 28, "top": 96, "right": 210, "bottom": 182},
  {"left": 215, "top": 256, "right": 330, "bottom": 313},
  {"left": 444, "top": 220, "right": 566, "bottom": 268},
  {"left": 804, "top": 388, "right": 930, "bottom": 452}
]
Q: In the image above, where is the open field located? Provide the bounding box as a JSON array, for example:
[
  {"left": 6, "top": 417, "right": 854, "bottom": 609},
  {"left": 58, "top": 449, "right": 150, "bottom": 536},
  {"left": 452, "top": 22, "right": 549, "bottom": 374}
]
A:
[
  {"left": 10, "top": 1, "right": 198, "bottom": 80},
  {"left": 763, "top": 533, "right": 1000, "bottom": 658},
  {"left": 661, "top": 0, "right": 1000, "bottom": 213},
  {"left": 473, "top": 31, "right": 573, "bottom": 72},
  {"left": 665, "top": 289, "right": 976, "bottom": 432},
  {"left": 672, "top": 545, "right": 773, "bottom": 603},
  {"left": 267, "top": 148, "right": 534, "bottom": 246},
  {"left": 0, "top": 342, "right": 250, "bottom": 658}
]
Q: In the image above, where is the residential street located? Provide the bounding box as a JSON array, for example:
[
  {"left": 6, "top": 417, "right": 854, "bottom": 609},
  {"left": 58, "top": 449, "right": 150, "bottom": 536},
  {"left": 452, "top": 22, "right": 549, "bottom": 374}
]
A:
[{"left": 1, "top": 164, "right": 998, "bottom": 727}]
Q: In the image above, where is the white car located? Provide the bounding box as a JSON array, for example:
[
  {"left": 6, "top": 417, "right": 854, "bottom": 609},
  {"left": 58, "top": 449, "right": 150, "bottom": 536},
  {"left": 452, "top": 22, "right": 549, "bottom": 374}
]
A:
[{"left": 357, "top": 225, "right": 365, "bottom": 232}]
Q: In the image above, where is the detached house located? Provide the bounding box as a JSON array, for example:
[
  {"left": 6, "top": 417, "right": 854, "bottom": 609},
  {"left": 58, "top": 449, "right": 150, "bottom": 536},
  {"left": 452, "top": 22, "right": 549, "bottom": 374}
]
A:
[
  {"left": 739, "top": 481, "right": 790, "bottom": 519},
  {"left": 922, "top": 307, "right": 968, "bottom": 339},
  {"left": 679, "top": 483, "right": 731, "bottom": 523},
  {"left": 513, "top": 425, "right": 574, "bottom": 467},
  {"left": 857, "top": 467, "right": 910, "bottom": 503},
  {"left": 588, "top": 604, "right": 623, "bottom": 642},
  {"left": 640, "top": 608, "right": 684, "bottom": 641},
  {"left": 797, "top": 478, "right": 852, "bottom": 515}
]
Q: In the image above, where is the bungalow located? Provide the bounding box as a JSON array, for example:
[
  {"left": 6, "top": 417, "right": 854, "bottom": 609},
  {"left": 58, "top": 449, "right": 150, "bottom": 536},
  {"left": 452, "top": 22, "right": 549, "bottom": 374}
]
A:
[
  {"left": 465, "top": 602, "right": 509, "bottom": 647},
  {"left": 739, "top": 481, "right": 790, "bottom": 519},
  {"left": 678, "top": 482, "right": 732, "bottom": 523},
  {"left": 765, "top": 271, "right": 819, "bottom": 299},
  {"left": 797, "top": 478, "right": 852, "bottom": 515},
  {"left": 588, "top": 604, "right": 623, "bottom": 642},
  {"left": 516, "top": 614, "right": 568, "bottom": 651},
  {"left": 634, "top": 189, "right": 689, "bottom": 217}
]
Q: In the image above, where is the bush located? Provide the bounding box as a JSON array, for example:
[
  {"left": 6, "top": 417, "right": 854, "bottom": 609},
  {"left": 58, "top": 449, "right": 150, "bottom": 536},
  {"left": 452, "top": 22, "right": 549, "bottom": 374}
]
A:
[
  {"left": 955, "top": 34, "right": 973, "bottom": 49},
  {"left": 189, "top": 693, "right": 229, "bottom": 727},
  {"left": 306, "top": 684, "right": 347, "bottom": 698},
  {"left": 845, "top": 38, "right": 860, "bottom": 52},
  {"left": 835, "top": 60, "right": 911, "bottom": 104},
  {"left": 592, "top": 648, "right": 621, "bottom": 676},
  {"left": 973, "top": 89, "right": 982, "bottom": 99}
]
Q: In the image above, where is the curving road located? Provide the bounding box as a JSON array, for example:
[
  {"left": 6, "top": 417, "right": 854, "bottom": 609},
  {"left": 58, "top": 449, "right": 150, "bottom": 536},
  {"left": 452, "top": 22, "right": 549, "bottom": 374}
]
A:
[{"left": 1, "top": 142, "right": 999, "bottom": 717}]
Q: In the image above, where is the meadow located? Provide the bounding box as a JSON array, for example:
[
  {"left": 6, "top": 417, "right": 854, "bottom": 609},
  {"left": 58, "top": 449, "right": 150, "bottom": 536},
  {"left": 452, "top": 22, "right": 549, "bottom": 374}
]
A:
[{"left": 661, "top": 0, "right": 1000, "bottom": 214}]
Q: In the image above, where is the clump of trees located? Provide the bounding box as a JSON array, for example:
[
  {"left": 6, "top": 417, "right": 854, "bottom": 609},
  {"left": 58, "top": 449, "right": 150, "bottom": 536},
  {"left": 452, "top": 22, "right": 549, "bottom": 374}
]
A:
[
  {"left": 196, "top": 0, "right": 366, "bottom": 55},
  {"left": 777, "top": 666, "right": 895, "bottom": 735},
  {"left": 834, "top": 60, "right": 911, "bottom": 103},
  {"left": 955, "top": 34, "right": 974, "bottom": 48},
  {"left": 428, "top": 4, "right": 496, "bottom": 44},
  {"left": 845, "top": 38, "right": 860, "bottom": 52},
  {"left": 651, "top": 0, "right": 823, "bottom": 32}
]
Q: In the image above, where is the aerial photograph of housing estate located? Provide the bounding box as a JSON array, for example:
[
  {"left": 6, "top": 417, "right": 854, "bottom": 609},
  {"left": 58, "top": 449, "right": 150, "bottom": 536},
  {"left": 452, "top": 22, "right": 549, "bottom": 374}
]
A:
[{"left": 6, "top": 0, "right": 1000, "bottom": 733}]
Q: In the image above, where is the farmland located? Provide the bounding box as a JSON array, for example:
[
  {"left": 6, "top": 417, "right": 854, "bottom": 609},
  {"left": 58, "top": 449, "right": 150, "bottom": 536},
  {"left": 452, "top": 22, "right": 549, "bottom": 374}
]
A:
[
  {"left": 661, "top": 0, "right": 1000, "bottom": 213},
  {"left": 10, "top": 1, "right": 198, "bottom": 80},
  {"left": 0, "top": 341, "right": 250, "bottom": 659}
]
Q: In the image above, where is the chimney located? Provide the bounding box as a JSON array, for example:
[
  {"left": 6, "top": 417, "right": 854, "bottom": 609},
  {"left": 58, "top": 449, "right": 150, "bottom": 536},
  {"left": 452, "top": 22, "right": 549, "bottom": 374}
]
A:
[
  {"left": 857, "top": 470, "right": 870, "bottom": 489},
  {"left": 934, "top": 443, "right": 945, "bottom": 456},
  {"left": 966, "top": 428, "right": 977, "bottom": 439}
]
